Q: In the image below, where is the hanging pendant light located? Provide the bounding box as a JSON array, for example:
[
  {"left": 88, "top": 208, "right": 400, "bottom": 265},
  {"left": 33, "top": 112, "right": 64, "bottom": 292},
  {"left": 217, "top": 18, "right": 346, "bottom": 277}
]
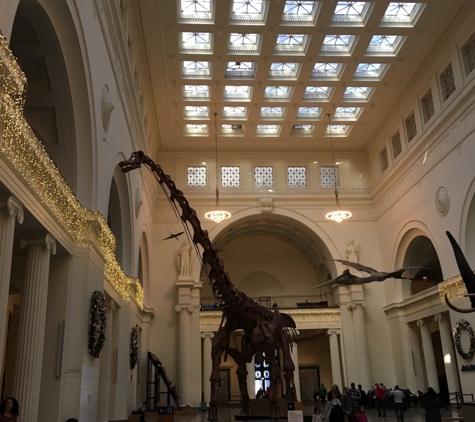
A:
[
  {"left": 325, "top": 113, "right": 352, "bottom": 223},
  {"left": 205, "top": 113, "right": 232, "bottom": 223}
]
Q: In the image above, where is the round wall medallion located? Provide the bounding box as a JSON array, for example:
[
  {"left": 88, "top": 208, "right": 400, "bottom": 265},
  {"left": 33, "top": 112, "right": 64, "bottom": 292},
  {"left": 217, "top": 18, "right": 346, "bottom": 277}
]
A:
[
  {"left": 453, "top": 319, "right": 475, "bottom": 360},
  {"left": 435, "top": 186, "right": 450, "bottom": 216}
]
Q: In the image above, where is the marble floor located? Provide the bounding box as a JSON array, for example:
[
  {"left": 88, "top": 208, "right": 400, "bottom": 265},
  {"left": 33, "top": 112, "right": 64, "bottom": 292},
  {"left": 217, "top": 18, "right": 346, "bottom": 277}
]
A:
[{"left": 173, "top": 404, "right": 462, "bottom": 422}]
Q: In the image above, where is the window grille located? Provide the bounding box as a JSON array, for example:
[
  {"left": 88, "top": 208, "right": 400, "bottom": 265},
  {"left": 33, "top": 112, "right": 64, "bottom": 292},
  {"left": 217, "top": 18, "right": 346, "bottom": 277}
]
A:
[
  {"left": 380, "top": 147, "right": 389, "bottom": 173},
  {"left": 422, "top": 91, "right": 434, "bottom": 122},
  {"left": 464, "top": 39, "right": 475, "bottom": 73},
  {"left": 221, "top": 166, "right": 240, "bottom": 187},
  {"left": 405, "top": 113, "right": 417, "bottom": 142},
  {"left": 187, "top": 166, "right": 206, "bottom": 187},
  {"left": 391, "top": 131, "right": 402, "bottom": 159},
  {"left": 320, "top": 166, "right": 339, "bottom": 188},
  {"left": 254, "top": 167, "right": 274, "bottom": 188},
  {"left": 287, "top": 166, "right": 307, "bottom": 187},
  {"left": 440, "top": 64, "right": 456, "bottom": 100}
]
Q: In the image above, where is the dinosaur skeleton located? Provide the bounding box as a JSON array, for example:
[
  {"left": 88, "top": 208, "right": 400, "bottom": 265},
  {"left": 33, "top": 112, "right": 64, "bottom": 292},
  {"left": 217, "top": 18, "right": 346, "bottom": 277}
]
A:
[{"left": 120, "top": 152, "right": 323, "bottom": 420}]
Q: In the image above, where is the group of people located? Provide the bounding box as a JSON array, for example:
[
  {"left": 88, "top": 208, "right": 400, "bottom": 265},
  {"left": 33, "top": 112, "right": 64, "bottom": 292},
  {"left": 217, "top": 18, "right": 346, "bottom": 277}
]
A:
[
  {"left": 312, "top": 383, "right": 443, "bottom": 422},
  {"left": 0, "top": 397, "right": 80, "bottom": 422}
]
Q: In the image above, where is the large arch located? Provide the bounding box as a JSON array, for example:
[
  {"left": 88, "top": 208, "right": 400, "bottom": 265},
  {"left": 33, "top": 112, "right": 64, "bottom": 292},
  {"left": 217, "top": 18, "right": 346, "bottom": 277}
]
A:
[
  {"left": 138, "top": 229, "right": 151, "bottom": 308},
  {"left": 460, "top": 176, "right": 475, "bottom": 263}
]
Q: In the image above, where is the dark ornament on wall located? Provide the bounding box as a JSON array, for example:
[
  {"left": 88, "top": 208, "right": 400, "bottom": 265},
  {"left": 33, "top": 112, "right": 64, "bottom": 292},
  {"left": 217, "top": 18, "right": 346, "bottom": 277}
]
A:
[
  {"left": 88, "top": 291, "right": 107, "bottom": 359},
  {"left": 130, "top": 325, "right": 139, "bottom": 369},
  {"left": 453, "top": 319, "right": 475, "bottom": 360}
]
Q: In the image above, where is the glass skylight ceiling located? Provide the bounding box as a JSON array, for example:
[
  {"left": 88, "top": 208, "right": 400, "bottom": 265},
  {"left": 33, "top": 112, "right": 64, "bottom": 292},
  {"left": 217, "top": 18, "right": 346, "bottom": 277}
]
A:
[{"left": 172, "top": 0, "right": 426, "bottom": 140}]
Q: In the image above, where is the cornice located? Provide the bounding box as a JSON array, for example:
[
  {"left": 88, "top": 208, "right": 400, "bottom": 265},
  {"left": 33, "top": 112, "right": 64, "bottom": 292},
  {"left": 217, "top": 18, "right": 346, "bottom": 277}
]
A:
[{"left": 156, "top": 148, "right": 366, "bottom": 154}]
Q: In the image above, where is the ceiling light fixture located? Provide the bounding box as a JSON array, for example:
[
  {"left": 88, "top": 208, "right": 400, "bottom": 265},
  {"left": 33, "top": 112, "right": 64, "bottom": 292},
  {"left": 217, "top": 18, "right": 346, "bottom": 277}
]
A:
[
  {"left": 205, "top": 113, "right": 231, "bottom": 224},
  {"left": 325, "top": 113, "right": 352, "bottom": 223}
]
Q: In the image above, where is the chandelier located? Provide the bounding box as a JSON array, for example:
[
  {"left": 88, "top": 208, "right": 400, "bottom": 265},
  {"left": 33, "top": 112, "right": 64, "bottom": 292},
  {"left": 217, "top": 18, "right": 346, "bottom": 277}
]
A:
[
  {"left": 205, "top": 113, "right": 231, "bottom": 223},
  {"left": 325, "top": 114, "right": 352, "bottom": 223}
]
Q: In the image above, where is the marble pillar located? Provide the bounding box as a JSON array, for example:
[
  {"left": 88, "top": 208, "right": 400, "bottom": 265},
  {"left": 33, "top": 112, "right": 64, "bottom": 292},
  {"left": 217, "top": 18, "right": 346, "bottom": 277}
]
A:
[
  {"left": 176, "top": 304, "right": 193, "bottom": 406},
  {"left": 348, "top": 301, "right": 371, "bottom": 388},
  {"left": 13, "top": 233, "right": 56, "bottom": 422},
  {"left": 434, "top": 314, "right": 460, "bottom": 393},
  {"left": 417, "top": 319, "right": 439, "bottom": 390},
  {"left": 202, "top": 332, "right": 214, "bottom": 404},
  {"left": 246, "top": 356, "right": 255, "bottom": 399},
  {"left": 0, "top": 196, "right": 23, "bottom": 374},
  {"left": 328, "top": 329, "right": 342, "bottom": 389},
  {"left": 290, "top": 342, "right": 301, "bottom": 401},
  {"left": 98, "top": 300, "right": 115, "bottom": 422},
  {"left": 190, "top": 282, "right": 202, "bottom": 406}
]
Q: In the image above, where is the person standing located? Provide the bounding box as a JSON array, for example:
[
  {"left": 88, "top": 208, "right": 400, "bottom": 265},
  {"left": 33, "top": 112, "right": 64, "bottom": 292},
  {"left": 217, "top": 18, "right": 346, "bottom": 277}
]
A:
[
  {"left": 323, "top": 391, "right": 345, "bottom": 422},
  {"left": 423, "top": 388, "right": 441, "bottom": 422},
  {"left": 318, "top": 383, "right": 328, "bottom": 405},
  {"left": 0, "top": 397, "right": 20, "bottom": 422},
  {"left": 389, "top": 385, "right": 405, "bottom": 422},
  {"left": 375, "top": 383, "right": 386, "bottom": 417},
  {"left": 312, "top": 406, "right": 324, "bottom": 422},
  {"left": 356, "top": 406, "right": 368, "bottom": 422},
  {"left": 349, "top": 383, "right": 361, "bottom": 409}
]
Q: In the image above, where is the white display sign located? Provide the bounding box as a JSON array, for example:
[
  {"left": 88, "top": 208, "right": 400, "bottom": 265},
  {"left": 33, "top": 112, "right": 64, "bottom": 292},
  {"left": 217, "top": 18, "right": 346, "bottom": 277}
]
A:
[{"left": 288, "top": 410, "right": 303, "bottom": 422}]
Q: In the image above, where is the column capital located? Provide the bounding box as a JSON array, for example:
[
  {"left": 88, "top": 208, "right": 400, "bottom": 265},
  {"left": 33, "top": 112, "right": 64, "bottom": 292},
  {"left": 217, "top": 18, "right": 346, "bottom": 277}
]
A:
[
  {"left": 0, "top": 196, "right": 24, "bottom": 223},
  {"left": 434, "top": 314, "right": 443, "bottom": 323},
  {"left": 175, "top": 304, "right": 193, "bottom": 313},
  {"left": 347, "top": 300, "right": 366, "bottom": 310},
  {"left": 416, "top": 319, "right": 425, "bottom": 328},
  {"left": 327, "top": 329, "right": 341, "bottom": 336},
  {"left": 201, "top": 332, "right": 215, "bottom": 339},
  {"left": 20, "top": 233, "right": 56, "bottom": 255}
]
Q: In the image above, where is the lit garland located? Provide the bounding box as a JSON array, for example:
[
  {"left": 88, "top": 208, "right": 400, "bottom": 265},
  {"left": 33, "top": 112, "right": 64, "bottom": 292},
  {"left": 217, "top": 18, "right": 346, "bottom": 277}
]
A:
[
  {"left": 438, "top": 274, "right": 467, "bottom": 304},
  {"left": 0, "top": 35, "right": 144, "bottom": 309},
  {"left": 453, "top": 319, "right": 475, "bottom": 360},
  {"left": 130, "top": 325, "right": 139, "bottom": 369},
  {"left": 88, "top": 291, "right": 107, "bottom": 359}
]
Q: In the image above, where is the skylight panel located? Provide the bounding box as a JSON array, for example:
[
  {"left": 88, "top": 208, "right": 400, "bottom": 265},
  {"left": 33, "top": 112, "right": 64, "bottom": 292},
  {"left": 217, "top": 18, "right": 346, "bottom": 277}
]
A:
[
  {"left": 296, "top": 106, "right": 321, "bottom": 119},
  {"left": 179, "top": 0, "right": 213, "bottom": 23},
  {"left": 381, "top": 2, "right": 425, "bottom": 27},
  {"left": 281, "top": 1, "right": 321, "bottom": 26},
  {"left": 366, "top": 35, "right": 405, "bottom": 56},
  {"left": 320, "top": 35, "right": 357, "bottom": 55},
  {"left": 342, "top": 86, "right": 374, "bottom": 102},
  {"left": 184, "top": 105, "right": 210, "bottom": 119},
  {"left": 185, "top": 123, "right": 209, "bottom": 135},
  {"left": 268, "top": 62, "right": 300, "bottom": 80},
  {"left": 223, "top": 85, "right": 252, "bottom": 101},
  {"left": 311, "top": 62, "right": 344, "bottom": 80},
  {"left": 256, "top": 125, "right": 281, "bottom": 136},
  {"left": 225, "top": 62, "right": 256, "bottom": 79},
  {"left": 180, "top": 32, "right": 212, "bottom": 53},
  {"left": 303, "top": 86, "right": 332, "bottom": 101},
  {"left": 260, "top": 106, "right": 286, "bottom": 119},
  {"left": 228, "top": 33, "right": 261, "bottom": 54},
  {"left": 183, "top": 84, "right": 211, "bottom": 100},
  {"left": 333, "top": 106, "right": 362, "bottom": 120},
  {"left": 263, "top": 86, "right": 293, "bottom": 101},
  {"left": 325, "top": 124, "right": 352, "bottom": 136},
  {"left": 353, "top": 63, "right": 388, "bottom": 81},
  {"left": 291, "top": 124, "right": 315, "bottom": 136},
  {"left": 231, "top": 0, "right": 268, "bottom": 25},
  {"left": 331, "top": 2, "right": 372, "bottom": 26},
  {"left": 221, "top": 124, "right": 245, "bottom": 135},
  {"left": 222, "top": 106, "right": 248, "bottom": 119},
  {"left": 182, "top": 61, "right": 211, "bottom": 79},
  {"left": 275, "top": 34, "right": 309, "bottom": 55}
]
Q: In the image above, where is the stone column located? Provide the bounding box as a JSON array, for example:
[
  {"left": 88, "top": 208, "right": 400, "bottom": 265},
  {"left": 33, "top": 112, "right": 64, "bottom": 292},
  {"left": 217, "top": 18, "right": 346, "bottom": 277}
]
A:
[
  {"left": 176, "top": 304, "right": 193, "bottom": 406},
  {"left": 189, "top": 282, "right": 202, "bottom": 406},
  {"left": 246, "top": 355, "right": 255, "bottom": 399},
  {"left": 290, "top": 341, "right": 301, "bottom": 401},
  {"left": 98, "top": 300, "right": 115, "bottom": 422},
  {"left": 13, "top": 233, "right": 56, "bottom": 422},
  {"left": 0, "top": 196, "right": 23, "bottom": 374},
  {"left": 417, "top": 319, "right": 439, "bottom": 391},
  {"left": 328, "top": 329, "right": 342, "bottom": 388},
  {"left": 202, "top": 332, "right": 214, "bottom": 404},
  {"left": 434, "top": 314, "right": 461, "bottom": 393},
  {"left": 348, "top": 301, "right": 371, "bottom": 388}
]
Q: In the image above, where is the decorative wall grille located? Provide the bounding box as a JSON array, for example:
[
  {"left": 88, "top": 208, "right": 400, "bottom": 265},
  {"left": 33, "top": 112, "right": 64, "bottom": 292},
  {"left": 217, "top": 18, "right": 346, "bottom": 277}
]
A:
[
  {"left": 221, "top": 166, "right": 240, "bottom": 187},
  {"left": 287, "top": 166, "right": 307, "bottom": 187},
  {"left": 320, "top": 166, "right": 340, "bottom": 187},
  {"left": 391, "top": 131, "right": 402, "bottom": 159},
  {"left": 380, "top": 147, "right": 389, "bottom": 173},
  {"left": 254, "top": 167, "right": 274, "bottom": 188},
  {"left": 405, "top": 113, "right": 417, "bottom": 142},
  {"left": 422, "top": 91, "right": 435, "bottom": 121},
  {"left": 187, "top": 166, "right": 206, "bottom": 187},
  {"left": 466, "top": 39, "right": 475, "bottom": 73},
  {"left": 441, "top": 64, "right": 456, "bottom": 100}
]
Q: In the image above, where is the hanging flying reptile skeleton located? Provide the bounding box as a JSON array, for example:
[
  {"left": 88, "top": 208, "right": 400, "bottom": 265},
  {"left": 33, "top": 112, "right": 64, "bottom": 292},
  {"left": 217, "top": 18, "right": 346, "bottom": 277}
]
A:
[{"left": 120, "top": 151, "right": 325, "bottom": 421}]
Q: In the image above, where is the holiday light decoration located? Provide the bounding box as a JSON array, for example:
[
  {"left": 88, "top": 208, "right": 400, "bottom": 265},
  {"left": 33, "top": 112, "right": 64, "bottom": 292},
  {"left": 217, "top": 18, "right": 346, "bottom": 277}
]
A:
[
  {"left": 88, "top": 291, "right": 107, "bottom": 358},
  {"left": 0, "top": 35, "right": 143, "bottom": 309}
]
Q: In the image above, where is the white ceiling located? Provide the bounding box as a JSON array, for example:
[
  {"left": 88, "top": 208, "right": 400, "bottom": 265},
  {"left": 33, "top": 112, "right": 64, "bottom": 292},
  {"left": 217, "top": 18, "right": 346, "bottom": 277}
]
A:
[{"left": 137, "top": 0, "right": 467, "bottom": 152}]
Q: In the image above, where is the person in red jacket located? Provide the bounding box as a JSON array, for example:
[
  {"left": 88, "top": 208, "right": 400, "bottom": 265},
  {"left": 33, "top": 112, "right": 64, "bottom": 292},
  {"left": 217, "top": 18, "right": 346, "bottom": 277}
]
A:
[
  {"left": 375, "top": 383, "right": 386, "bottom": 417},
  {"left": 356, "top": 405, "right": 368, "bottom": 422}
]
